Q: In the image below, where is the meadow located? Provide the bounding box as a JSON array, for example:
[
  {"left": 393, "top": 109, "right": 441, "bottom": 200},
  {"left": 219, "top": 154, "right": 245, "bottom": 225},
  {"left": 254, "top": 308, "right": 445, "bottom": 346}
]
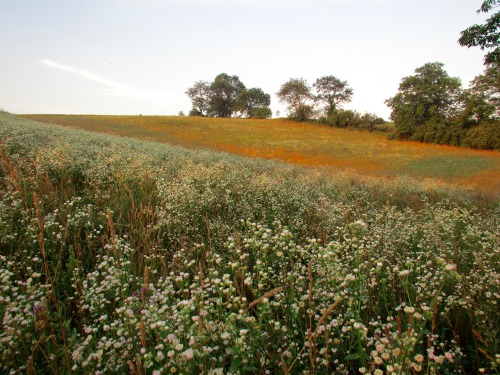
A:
[
  {"left": 22, "top": 115, "right": 500, "bottom": 197},
  {"left": 0, "top": 111, "right": 499, "bottom": 374}
]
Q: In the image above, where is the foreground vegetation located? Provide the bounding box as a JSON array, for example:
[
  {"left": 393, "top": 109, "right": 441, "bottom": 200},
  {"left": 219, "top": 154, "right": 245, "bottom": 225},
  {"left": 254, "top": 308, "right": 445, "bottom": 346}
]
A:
[{"left": 1, "top": 112, "right": 499, "bottom": 374}]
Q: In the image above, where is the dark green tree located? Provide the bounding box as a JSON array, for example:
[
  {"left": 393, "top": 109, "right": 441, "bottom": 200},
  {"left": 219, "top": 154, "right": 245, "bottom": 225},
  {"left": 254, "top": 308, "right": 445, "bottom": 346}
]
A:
[
  {"left": 385, "top": 62, "right": 462, "bottom": 139},
  {"left": 460, "top": 64, "right": 500, "bottom": 150},
  {"left": 185, "top": 80, "right": 211, "bottom": 116},
  {"left": 276, "top": 78, "right": 314, "bottom": 121},
  {"left": 235, "top": 88, "right": 272, "bottom": 119},
  {"left": 186, "top": 74, "right": 271, "bottom": 118},
  {"left": 313, "top": 75, "right": 353, "bottom": 117},
  {"left": 468, "top": 64, "right": 500, "bottom": 120},
  {"left": 209, "top": 73, "right": 246, "bottom": 118},
  {"left": 459, "top": 0, "right": 500, "bottom": 65}
]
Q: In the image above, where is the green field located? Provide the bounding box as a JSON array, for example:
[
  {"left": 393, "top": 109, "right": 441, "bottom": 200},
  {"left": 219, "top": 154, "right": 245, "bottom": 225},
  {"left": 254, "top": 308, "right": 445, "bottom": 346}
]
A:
[{"left": 1, "top": 112, "right": 499, "bottom": 374}]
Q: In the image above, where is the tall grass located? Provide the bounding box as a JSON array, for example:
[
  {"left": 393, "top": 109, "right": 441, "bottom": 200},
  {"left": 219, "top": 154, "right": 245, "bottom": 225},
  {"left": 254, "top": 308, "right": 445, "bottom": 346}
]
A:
[{"left": 1, "top": 112, "right": 499, "bottom": 374}]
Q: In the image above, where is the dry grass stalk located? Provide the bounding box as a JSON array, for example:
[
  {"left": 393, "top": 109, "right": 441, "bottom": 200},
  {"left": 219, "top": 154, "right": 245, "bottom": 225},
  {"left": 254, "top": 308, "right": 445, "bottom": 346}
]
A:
[
  {"left": 308, "top": 260, "right": 315, "bottom": 372},
  {"left": 0, "top": 146, "right": 22, "bottom": 196},
  {"left": 316, "top": 298, "right": 343, "bottom": 329},
  {"left": 247, "top": 287, "right": 282, "bottom": 310},
  {"left": 281, "top": 354, "right": 290, "bottom": 375}
]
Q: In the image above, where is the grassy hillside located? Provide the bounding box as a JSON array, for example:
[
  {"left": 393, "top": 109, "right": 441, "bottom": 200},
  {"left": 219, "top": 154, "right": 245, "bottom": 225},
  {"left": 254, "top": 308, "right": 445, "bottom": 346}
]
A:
[
  {"left": 23, "top": 114, "right": 500, "bottom": 196},
  {"left": 1, "top": 112, "right": 499, "bottom": 374}
]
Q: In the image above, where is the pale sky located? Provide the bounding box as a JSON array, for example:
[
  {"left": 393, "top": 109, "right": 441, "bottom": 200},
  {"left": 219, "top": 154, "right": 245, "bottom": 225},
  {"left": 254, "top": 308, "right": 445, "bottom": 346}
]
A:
[{"left": 0, "top": 0, "right": 490, "bottom": 119}]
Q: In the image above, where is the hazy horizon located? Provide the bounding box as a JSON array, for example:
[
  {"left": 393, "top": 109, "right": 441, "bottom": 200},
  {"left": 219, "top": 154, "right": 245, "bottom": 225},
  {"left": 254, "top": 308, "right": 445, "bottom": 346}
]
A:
[{"left": 0, "top": 0, "right": 490, "bottom": 119}]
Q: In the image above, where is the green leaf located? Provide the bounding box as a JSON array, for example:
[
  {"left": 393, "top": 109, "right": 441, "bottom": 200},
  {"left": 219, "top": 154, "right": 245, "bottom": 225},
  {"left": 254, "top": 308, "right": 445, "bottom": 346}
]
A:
[
  {"left": 345, "top": 353, "right": 370, "bottom": 361},
  {"left": 230, "top": 357, "right": 242, "bottom": 372},
  {"left": 243, "top": 366, "right": 259, "bottom": 372}
]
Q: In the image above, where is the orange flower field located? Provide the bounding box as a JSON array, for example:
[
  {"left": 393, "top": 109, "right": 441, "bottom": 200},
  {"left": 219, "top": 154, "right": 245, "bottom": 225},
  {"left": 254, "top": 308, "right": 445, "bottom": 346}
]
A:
[{"left": 24, "top": 115, "right": 500, "bottom": 196}]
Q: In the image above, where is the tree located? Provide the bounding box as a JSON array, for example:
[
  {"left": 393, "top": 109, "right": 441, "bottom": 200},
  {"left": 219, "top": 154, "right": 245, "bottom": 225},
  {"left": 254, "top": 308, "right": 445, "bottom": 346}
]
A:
[
  {"left": 313, "top": 75, "right": 353, "bottom": 117},
  {"left": 385, "top": 62, "right": 462, "bottom": 139},
  {"left": 458, "top": 0, "right": 500, "bottom": 65},
  {"left": 460, "top": 65, "right": 499, "bottom": 124},
  {"left": 276, "top": 78, "right": 314, "bottom": 121},
  {"left": 459, "top": 64, "right": 500, "bottom": 150},
  {"left": 186, "top": 74, "right": 272, "bottom": 118},
  {"left": 185, "top": 80, "right": 211, "bottom": 117},
  {"left": 209, "top": 73, "right": 246, "bottom": 118},
  {"left": 235, "top": 88, "right": 272, "bottom": 119}
]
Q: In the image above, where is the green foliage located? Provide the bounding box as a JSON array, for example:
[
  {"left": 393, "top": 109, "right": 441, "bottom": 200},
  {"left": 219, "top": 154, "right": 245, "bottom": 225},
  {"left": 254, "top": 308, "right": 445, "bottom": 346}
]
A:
[
  {"left": 186, "top": 74, "right": 272, "bottom": 119},
  {"left": 323, "top": 109, "right": 361, "bottom": 128},
  {"left": 463, "top": 63, "right": 500, "bottom": 122},
  {"left": 459, "top": 0, "right": 500, "bottom": 65},
  {"left": 185, "top": 80, "right": 211, "bottom": 117},
  {"left": 209, "top": 73, "right": 246, "bottom": 118},
  {"left": 385, "top": 62, "right": 462, "bottom": 140},
  {"left": 276, "top": 78, "right": 314, "bottom": 121},
  {"left": 278, "top": 76, "right": 359, "bottom": 123},
  {"left": 250, "top": 106, "right": 272, "bottom": 119},
  {"left": 463, "top": 120, "right": 500, "bottom": 149},
  {"left": 359, "top": 112, "right": 385, "bottom": 132},
  {"left": 410, "top": 119, "right": 464, "bottom": 146},
  {"left": 388, "top": 62, "right": 500, "bottom": 150},
  {"left": 320, "top": 109, "right": 385, "bottom": 132},
  {"left": 313, "top": 75, "right": 353, "bottom": 117},
  {"left": 235, "top": 87, "right": 272, "bottom": 119}
]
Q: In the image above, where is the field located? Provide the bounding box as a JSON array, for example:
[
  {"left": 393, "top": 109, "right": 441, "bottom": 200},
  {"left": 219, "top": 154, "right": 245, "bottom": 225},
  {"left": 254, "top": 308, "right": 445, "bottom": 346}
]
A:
[
  {"left": 1, "top": 111, "right": 499, "bottom": 374},
  {"left": 22, "top": 115, "right": 500, "bottom": 197}
]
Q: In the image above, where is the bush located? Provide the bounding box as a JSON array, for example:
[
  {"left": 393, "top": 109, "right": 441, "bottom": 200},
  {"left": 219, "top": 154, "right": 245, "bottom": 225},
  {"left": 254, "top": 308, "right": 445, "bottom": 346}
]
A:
[
  {"left": 321, "top": 110, "right": 387, "bottom": 132},
  {"left": 250, "top": 106, "right": 272, "bottom": 119},
  {"left": 323, "top": 109, "right": 361, "bottom": 128},
  {"left": 463, "top": 121, "right": 500, "bottom": 150},
  {"left": 289, "top": 104, "right": 315, "bottom": 122},
  {"left": 410, "top": 120, "right": 465, "bottom": 146}
]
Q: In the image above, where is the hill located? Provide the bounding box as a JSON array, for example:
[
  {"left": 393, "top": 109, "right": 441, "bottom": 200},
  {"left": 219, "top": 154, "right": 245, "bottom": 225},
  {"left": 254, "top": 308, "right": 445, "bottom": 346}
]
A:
[{"left": 23, "top": 114, "right": 500, "bottom": 196}]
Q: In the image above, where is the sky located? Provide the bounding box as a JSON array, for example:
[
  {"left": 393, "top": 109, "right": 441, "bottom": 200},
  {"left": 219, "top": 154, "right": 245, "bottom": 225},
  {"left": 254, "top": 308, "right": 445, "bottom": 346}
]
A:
[{"left": 0, "top": 0, "right": 492, "bottom": 119}]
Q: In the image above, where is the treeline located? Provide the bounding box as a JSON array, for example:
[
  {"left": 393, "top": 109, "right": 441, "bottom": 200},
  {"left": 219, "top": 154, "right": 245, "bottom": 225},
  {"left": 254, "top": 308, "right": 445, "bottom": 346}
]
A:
[
  {"left": 186, "top": 63, "right": 499, "bottom": 150},
  {"left": 184, "top": 1, "right": 499, "bottom": 150},
  {"left": 275, "top": 76, "right": 386, "bottom": 132},
  {"left": 386, "top": 62, "right": 500, "bottom": 150},
  {"left": 187, "top": 74, "right": 386, "bottom": 132}
]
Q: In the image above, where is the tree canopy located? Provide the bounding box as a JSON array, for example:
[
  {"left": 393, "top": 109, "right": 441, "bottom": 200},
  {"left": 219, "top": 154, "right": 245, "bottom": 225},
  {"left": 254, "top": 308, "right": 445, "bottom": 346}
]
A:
[
  {"left": 235, "top": 88, "right": 272, "bottom": 119},
  {"left": 209, "top": 74, "right": 246, "bottom": 118},
  {"left": 313, "top": 76, "right": 353, "bottom": 117},
  {"left": 385, "top": 62, "right": 462, "bottom": 139},
  {"left": 385, "top": 62, "right": 499, "bottom": 149},
  {"left": 186, "top": 74, "right": 271, "bottom": 118},
  {"left": 185, "top": 80, "right": 211, "bottom": 117},
  {"left": 461, "top": 64, "right": 500, "bottom": 122},
  {"left": 277, "top": 76, "right": 355, "bottom": 122},
  {"left": 458, "top": 0, "right": 500, "bottom": 65},
  {"left": 276, "top": 78, "right": 314, "bottom": 121}
]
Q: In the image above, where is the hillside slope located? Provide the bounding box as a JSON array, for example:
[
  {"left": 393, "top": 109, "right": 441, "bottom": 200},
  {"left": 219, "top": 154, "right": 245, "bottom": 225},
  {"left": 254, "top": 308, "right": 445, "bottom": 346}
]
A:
[
  {"left": 1, "top": 112, "right": 498, "bottom": 374},
  {"left": 23, "top": 114, "right": 500, "bottom": 196}
]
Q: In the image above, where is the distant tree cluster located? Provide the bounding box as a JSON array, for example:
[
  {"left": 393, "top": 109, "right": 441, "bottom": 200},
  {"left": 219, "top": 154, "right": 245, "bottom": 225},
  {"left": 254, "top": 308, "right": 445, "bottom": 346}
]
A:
[
  {"left": 180, "top": 1, "right": 499, "bottom": 150},
  {"left": 276, "top": 76, "right": 385, "bottom": 131},
  {"left": 386, "top": 62, "right": 499, "bottom": 150},
  {"left": 384, "top": 0, "right": 500, "bottom": 149},
  {"left": 186, "top": 73, "right": 271, "bottom": 119}
]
